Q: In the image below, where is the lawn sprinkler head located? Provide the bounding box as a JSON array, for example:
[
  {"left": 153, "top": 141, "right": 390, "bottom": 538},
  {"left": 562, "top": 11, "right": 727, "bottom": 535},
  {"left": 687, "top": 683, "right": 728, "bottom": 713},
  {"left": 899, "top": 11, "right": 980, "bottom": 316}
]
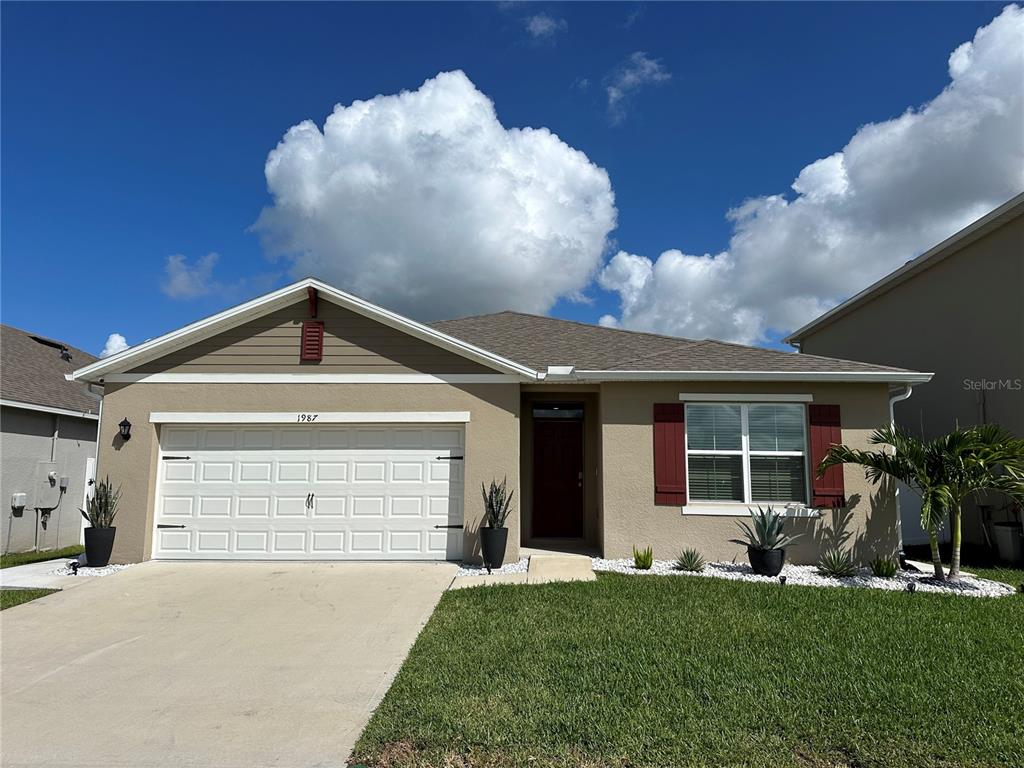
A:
[
  {"left": 778, "top": 575, "right": 787, "bottom": 586},
  {"left": 906, "top": 581, "right": 916, "bottom": 593},
  {"left": 69, "top": 561, "right": 79, "bottom": 575}
]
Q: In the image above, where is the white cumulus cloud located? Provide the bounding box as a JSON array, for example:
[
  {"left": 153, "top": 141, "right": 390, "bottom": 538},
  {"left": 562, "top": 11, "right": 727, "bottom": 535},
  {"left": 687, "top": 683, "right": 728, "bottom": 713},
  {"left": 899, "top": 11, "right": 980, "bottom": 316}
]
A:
[
  {"left": 255, "top": 70, "right": 617, "bottom": 320},
  {"left": 161, "top": 253, "right": 220, "bottom": 299},
  {"left": 599, "top": 4, "right": 1024, "bottom": 345},
  {"left": 525, "top": 13, "right": 567, "bottom": 40},
  {"left": 605, "top": 51, "right": 671, "bottom": 124},
  {"left": 100, "top": 333, "right": 129, "bottom": 358}
]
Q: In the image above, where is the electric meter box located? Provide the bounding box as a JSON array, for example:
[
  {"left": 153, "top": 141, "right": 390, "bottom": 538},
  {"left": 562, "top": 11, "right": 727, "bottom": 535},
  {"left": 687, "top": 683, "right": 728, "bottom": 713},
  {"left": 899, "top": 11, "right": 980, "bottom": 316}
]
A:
[{"left": 33, "top": 461, "right": 61, "bottom": 509}]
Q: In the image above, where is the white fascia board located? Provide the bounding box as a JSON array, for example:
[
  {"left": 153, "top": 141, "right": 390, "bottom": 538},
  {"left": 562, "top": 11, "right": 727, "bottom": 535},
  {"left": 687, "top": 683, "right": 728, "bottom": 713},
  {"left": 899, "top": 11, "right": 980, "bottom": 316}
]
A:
[
  {"left": 575, "top": 370, "right": 933, "bottom": 384},
  {"left": 70, "top": 278, "right": 540, "bottom": 383},
  {"left": 103, "top": 373, "right": 520, "bottom": 384},
  {"left": 678, "top": 393, "right": 813, "bottom": 402},
  {"left": 149, "top": 411, "right": 471, "bottom": 424},
  {"left": 0, "top": 399, "right": 100, "bottom": 420}
]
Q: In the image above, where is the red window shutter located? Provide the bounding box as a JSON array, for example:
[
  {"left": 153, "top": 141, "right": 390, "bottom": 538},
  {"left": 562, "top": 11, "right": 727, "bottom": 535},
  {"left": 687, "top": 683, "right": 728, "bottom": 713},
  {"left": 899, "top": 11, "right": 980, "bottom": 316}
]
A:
[
  {"left": 809, "top": 404, "right": 845, "bottom": 508},
  {"left": 300, "top": 321, "right": 324, "bottom": 362},
  {"left": 653, "top": 403, "right": 687, "bottom": 506}
]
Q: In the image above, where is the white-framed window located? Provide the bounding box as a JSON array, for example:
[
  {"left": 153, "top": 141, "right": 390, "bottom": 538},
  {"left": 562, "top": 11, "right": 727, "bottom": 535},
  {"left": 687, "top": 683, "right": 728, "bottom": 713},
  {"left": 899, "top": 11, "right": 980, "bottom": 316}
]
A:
[{"left": 685, "top": 403, "right": 808, "bottom": 505}]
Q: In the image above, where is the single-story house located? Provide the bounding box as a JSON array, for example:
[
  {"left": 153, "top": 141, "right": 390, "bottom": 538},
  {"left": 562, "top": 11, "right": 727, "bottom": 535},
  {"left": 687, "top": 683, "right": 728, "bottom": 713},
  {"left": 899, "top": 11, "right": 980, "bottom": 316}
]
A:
[
  {"left": 785, "top": 192, "right": 1023, "bottom": 550},
  {"left": 2, "top": 324, "right": 101, "bottom": 553},
  {"left": 69, "top": 279, "right": 931, "bottom": 565}
]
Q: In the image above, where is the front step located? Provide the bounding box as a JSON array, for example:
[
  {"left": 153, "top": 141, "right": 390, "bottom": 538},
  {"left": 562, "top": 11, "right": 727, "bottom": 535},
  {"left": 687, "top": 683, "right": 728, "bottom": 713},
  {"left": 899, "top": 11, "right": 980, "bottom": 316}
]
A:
[{"left": 526, "top": 553, "right": 595, "bottom": 584}]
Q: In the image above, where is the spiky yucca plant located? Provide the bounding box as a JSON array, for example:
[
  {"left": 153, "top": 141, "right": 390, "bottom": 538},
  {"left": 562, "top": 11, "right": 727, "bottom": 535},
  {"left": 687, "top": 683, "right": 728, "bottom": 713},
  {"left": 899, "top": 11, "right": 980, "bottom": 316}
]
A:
[
  {"left": 80, "top": 476, "right": 121, "bottom": 529},
  {"left": 730, "top": 506, "right": 801, "bottom": 551},
  {"left": 870, "top": 557, "right": 898, "bottom": 578},
  {"left": 481, "top": 477, "right": 514, "bottom": 529},
  {"left": 818, "top": 548, "right": 856, "bottom": 577},
  {"left": 674, "top": 548, "right": 706, "bottom": 572},
  {"left": 632, "top": 545, "right": 653, "bottom": 570}
]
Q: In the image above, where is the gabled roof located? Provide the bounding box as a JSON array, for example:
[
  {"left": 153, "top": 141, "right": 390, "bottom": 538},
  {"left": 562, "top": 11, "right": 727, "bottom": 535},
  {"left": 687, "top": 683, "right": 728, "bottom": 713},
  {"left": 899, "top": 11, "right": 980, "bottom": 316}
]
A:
[
  {"left": 431, "top": 311, "right": 930, "bottom": 383},
  {"left": 785, "top": 192, "right": 1024, "bottom": 345},
  {"left": 1, "top": 324, "right": 100, "bottom": 417},
  {"left": 70, "top": 278, "right": 931, "bottom": 385},
  {"left": 69, "top": 278, "right": 539, "bottom": 383}
]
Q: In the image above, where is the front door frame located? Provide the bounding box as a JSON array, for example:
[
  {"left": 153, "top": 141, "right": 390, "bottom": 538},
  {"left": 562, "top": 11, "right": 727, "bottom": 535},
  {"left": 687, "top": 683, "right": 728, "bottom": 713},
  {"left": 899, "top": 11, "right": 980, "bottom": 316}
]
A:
[{"left": 530, "top": 401, "right": 586, "bottom": 539}]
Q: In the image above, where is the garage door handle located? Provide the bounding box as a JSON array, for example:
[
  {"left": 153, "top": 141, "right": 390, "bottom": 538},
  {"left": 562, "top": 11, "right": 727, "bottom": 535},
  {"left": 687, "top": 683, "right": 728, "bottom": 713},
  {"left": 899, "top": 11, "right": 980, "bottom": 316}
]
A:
[
  {"left": 434, "top": 524, "right": 464, "bottom": 529},
  {"left": 435, "top": 455, "right": 464, "bottom": 461},
  {"left": 162, "top": 456, "right": 191, "bottom": 461},
  {"left": 157, "top": 524, "right": 187, "bottom": 529}
]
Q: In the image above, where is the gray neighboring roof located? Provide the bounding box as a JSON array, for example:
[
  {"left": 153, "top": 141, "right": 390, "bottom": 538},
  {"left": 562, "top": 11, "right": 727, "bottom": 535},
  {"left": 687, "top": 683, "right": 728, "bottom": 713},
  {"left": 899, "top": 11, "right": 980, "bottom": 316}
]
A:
[
  {"left": 785, "top": 192, "right": 1024, "bottom": 344},
  {"left": 430, "top": 311, "right": 919, "bottom": 376},
  {"left": 1, "top": 325, "right": 100, "bottom": 416}
]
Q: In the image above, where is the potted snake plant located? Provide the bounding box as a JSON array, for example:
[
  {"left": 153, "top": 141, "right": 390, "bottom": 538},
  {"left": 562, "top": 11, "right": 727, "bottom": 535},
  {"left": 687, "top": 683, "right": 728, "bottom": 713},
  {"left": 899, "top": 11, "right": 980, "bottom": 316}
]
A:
[
  {"left": 480, "top": 477, "right": 513, "bottom": 572},
  {"left": 730, "top": 506, "right": 801, "bottom": 576},
  {"left": 81, "top": 476, "right": 121, "bottom": 567}
]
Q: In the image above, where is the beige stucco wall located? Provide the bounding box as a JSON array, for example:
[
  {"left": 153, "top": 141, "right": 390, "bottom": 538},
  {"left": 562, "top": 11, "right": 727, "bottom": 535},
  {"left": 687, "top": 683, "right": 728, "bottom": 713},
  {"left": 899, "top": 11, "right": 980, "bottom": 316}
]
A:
[
  {"left": 96, "top": 382, "right": 520, "bottom": 564},
  {"left": 600, "top": 381, "right": 898, "bottom": 564},
  {"left": 797, "top": 214, "right": 1023, "bottom": 542}
]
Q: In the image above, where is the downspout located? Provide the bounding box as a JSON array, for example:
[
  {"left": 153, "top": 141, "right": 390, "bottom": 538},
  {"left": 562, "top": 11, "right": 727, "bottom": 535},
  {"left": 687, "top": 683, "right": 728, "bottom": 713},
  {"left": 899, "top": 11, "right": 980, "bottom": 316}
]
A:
[{"left": 888, "top": 384, "right": 914, "bottom": 564}]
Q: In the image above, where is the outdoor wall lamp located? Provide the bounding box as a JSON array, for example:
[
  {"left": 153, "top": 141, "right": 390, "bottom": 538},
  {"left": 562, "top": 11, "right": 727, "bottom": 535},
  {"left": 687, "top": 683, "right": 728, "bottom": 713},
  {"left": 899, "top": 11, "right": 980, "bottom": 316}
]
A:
[{"left": 118, "top": 418, "right": 133, "bottom": 441}]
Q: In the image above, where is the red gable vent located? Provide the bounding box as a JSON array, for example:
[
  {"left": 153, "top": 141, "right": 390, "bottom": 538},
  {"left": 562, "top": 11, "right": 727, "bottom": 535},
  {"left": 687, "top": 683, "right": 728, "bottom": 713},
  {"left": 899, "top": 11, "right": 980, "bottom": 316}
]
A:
[{"left": 300, "top": 321, "right": 324, "bottom": 362}]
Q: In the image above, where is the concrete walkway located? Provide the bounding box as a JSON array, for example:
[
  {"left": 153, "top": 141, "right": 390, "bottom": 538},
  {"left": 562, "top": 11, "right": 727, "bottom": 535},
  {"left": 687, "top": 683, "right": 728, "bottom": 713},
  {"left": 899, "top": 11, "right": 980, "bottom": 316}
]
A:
[
  {"left": 1, "top": 560, "right": 456, "bottom": 768},
  {"left": 0, "top": 558, "right": 85, "bottom": 590}
]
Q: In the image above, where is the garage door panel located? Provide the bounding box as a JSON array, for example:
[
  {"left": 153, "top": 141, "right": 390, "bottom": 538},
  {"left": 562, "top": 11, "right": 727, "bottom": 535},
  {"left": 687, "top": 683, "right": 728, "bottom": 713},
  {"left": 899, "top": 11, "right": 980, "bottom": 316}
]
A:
[
  {"left": 239, "top": 462, "right": 272, "bottom": 482},
  {"left": 162, "top": 497, "right": 194, "bottom": 517},
  {"left": 198, "top": 497, "right": 231, "bottom": 517},
  {"left": 155, "top": 424, "right": 464, "bottom": 560},
  {"left": 276, "top": 462, "right": 310, "bottom": 482}
]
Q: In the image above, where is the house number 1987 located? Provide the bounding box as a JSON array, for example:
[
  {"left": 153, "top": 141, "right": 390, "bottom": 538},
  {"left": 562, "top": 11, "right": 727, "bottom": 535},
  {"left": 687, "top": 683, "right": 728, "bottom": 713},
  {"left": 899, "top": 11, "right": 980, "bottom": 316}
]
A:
[{"left": 296, "top": 413, "right": 319, "bottom": 422}]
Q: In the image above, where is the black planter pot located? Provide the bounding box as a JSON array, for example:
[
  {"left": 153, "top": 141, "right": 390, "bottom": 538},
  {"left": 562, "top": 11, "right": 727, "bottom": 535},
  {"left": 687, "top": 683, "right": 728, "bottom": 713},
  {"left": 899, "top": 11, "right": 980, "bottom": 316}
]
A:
[
  {"left": 84, "top": 527, "right": 116, "bottom": 567},
  {"left": 748, "top": 546, "right": 785, "bottom": 576},
  {"left": 479, "top": 526, "right": 508, "bottom": 572}
]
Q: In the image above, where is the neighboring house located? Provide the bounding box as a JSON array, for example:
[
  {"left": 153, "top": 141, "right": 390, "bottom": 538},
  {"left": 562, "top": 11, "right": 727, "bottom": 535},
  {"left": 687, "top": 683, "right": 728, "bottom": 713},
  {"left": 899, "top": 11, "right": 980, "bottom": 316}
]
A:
[
  {"left": 1, "top": 325, "right": 101, "bottom": 553},
  {"left": 68, "top": 278, "right": 929, "bottom": 566},
  {"left": 786, "top": 193, "right": 1024, "bottom": 547}
]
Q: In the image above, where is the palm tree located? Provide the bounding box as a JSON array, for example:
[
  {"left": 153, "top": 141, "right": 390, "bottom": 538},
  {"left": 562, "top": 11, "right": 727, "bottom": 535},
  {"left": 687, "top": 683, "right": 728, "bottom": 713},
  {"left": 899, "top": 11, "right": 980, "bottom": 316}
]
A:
[{"left": 818, "top": 424, "right": 1024, "bottom": 581}]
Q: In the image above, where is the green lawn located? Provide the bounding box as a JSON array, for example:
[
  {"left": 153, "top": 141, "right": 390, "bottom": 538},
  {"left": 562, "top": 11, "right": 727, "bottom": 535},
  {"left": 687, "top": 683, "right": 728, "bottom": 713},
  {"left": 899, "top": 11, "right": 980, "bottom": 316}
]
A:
[
  {"left": 1, "top": 588, "right": 59, "bottom": 610},
  {"left": 0, "top": 545, "right": 83, "bottom": 569},
  {"left": 353, "top": 573, "right": 1024, "bottom": 768}
]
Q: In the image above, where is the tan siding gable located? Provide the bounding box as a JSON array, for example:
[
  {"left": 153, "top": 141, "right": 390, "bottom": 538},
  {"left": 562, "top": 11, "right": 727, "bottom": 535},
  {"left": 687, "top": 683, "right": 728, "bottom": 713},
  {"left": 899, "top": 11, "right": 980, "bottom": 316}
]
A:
[{"left": 130, "top": 300, "right": 494, "bottom": 374}]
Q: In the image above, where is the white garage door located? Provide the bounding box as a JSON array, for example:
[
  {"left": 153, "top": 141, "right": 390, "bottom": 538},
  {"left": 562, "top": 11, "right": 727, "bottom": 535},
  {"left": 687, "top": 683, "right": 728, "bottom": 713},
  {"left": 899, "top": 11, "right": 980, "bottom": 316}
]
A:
[{"left": 153, "top": 424, "right": 464, "bottom": 560}]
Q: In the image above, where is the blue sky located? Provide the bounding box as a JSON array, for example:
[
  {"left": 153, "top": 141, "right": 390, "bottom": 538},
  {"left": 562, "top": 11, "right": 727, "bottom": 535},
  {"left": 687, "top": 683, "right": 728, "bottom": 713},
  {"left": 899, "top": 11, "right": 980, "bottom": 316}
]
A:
[{"left": 2, "top": 2, "right": 1019, "bottom": 358}]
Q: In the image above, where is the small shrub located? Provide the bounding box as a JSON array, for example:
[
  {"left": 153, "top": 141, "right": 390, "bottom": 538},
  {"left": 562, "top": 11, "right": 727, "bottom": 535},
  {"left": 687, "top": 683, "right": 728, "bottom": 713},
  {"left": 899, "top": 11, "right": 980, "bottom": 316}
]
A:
[
  {"left": 870, "top": 557, "right": 898, "bottom": 578},
  {"left": 818, "top": 548, "right": 856, "bottom": 578},
  {"left": 632, "top": 545, "right": 654, "bottom": 570},
  {"left": 674, "top": 548, "right": 706, "bottom": 572}
]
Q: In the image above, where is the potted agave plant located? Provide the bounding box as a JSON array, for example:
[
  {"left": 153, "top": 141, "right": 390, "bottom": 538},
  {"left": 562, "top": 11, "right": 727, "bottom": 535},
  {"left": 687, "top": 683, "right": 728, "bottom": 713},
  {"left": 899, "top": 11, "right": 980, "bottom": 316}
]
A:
[
  {"left": 81, "top": 476, "right": 121, "bottom": 567},
  {"left": 730, "top": 506, "right": 801, "bottom": 577},
  {"left": 480, "top": 477, "right": 514, "bottom": 573}
]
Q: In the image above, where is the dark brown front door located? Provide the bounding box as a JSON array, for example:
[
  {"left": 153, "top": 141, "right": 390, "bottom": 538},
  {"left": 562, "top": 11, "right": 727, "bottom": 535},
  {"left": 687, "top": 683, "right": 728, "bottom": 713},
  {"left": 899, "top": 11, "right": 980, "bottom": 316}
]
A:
[{"left": 532, "top": 417, "right": 584, "bottom": 538}]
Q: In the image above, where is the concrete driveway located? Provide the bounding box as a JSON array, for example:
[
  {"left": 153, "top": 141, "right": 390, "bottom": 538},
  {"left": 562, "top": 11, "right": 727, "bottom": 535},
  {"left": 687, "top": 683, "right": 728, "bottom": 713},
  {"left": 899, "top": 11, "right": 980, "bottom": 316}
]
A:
[{"left": 1, "top": 560, "right": 456, "bottom": 768}]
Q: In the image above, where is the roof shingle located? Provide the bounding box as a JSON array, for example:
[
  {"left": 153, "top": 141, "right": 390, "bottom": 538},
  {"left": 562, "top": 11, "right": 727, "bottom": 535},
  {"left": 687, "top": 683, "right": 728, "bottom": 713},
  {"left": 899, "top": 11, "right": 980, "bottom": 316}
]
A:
[
  {"left": 1, "top": 325, "right": 100, "bottom": 415},
  {"left": 430, "top": 311, "right": 915, "bottom": 374}
]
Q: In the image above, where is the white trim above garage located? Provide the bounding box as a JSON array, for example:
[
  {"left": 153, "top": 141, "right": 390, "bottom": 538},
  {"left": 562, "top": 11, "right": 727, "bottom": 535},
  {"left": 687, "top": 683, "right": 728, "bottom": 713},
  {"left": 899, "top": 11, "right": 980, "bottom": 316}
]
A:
[
  {"left": 149, "top": 411, "right": 472, "bottom": 424},
  {"left": 105, "top": 373, "right": 520, "bottom": 384}
]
